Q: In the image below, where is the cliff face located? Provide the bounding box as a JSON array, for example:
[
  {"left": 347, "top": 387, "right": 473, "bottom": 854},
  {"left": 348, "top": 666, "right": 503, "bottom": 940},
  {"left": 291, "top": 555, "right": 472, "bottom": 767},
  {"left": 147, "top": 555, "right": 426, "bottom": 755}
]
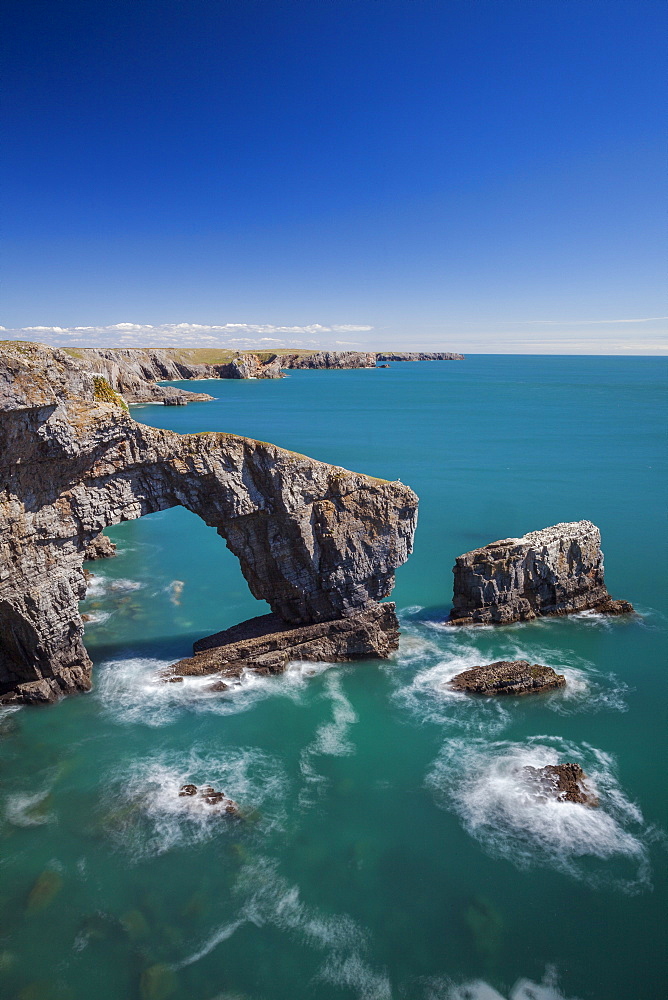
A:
[
  {"left": 375, "top": 352, "right": 465, "bottom": 361},
  {"left": 449, "top": 521, "right": 632, "bottom": 625},
  {"left": 53, "top": 348, "right": 466, "bottom": 405},
  {"left": 281, "top": 351, "right": 377, "bottom": 369},
  {"left": 64, "top": 347, "right": 284, "bottom": 404},
  {"left": 0, "top": 342, "right": 417, "bottom": 704}
]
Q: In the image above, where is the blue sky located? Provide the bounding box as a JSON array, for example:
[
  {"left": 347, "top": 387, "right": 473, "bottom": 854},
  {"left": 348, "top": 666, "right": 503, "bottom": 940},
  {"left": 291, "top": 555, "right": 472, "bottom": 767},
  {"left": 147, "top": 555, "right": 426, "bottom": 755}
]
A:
[{"left": 2, "top": 0, "right": 666, "bottom": 353}]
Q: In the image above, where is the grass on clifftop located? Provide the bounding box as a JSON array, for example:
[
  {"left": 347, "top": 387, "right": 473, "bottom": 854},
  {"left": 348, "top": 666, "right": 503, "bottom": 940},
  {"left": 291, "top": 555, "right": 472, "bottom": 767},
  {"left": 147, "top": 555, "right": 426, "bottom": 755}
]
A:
[{"left": 61, "top": 347, "right": 316, "bottom": 364}]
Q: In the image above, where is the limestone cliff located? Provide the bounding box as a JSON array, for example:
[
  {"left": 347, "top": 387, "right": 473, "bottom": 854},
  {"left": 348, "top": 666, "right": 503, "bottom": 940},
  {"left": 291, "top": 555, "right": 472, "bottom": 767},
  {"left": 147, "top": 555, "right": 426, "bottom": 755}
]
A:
[
  {"left": 54, "top": 347, "right": 465, "bottom": 404},
  {"left": 63, "top": 347, "right": 284, "bottom": 404},
  {"left": 449, "top": 521, "right": 633, "bottom": 625},
  {"left": 0, "top": 342, "right": 417, "bottom": 704},
  {"left": 281, "top": 351, "right": 377, "bottom": 369},
  {"left": 375, "top": 352, "right": 464, "bottom": 361}
]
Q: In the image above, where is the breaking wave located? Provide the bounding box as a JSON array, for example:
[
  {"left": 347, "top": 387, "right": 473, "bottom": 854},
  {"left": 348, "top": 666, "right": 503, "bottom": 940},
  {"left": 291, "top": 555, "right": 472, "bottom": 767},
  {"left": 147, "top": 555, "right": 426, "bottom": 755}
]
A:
[
  {"left": 105, "top": 747, "right": 286, "bottom": 858},
  {"left": 299, "top": 671, "right": 358, "bottom": 809},
  {"left": 95, "top": 654, "right": 336, "bottom": 727},
  {"left": 391, "top": 612, "right": 629, "bottom": 729},
  {"left": 426, "top": 965, "right": 582, "bottom": 999},
  {"left": 5, "top": 788, "right": 55, "bottom": 827},
  {"left": 84, "top": 576, "right": 144, "bottom": 599},
  {"left": 426, "top": 736, "right": 650, "bottom": 890}
]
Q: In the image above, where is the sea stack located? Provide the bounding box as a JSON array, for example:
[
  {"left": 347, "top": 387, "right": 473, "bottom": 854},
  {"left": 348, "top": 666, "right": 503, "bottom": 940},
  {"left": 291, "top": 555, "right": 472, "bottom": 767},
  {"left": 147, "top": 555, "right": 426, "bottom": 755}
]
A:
[{"left": 449, "top": 520, "right": 634, "bottom": 625}]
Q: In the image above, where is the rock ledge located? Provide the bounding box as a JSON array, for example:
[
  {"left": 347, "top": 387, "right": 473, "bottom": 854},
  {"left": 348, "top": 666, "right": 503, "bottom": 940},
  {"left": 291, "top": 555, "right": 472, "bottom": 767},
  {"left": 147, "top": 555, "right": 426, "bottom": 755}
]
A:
[{"left": 166, "top": 602, "right": 398, "bottom": 680}]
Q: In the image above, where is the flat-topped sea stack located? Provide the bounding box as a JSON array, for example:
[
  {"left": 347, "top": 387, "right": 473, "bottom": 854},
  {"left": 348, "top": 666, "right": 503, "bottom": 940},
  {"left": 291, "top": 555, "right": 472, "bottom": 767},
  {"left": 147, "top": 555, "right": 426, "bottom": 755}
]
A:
[
  {"left": 449, "top": 521, "right": 634, "bottom": 625},
  {"left": 0, "top": 341, "right": 417, "bottom": 704},
  {"left": 450, "top": 660, "right": 566, "bottom": 696}
]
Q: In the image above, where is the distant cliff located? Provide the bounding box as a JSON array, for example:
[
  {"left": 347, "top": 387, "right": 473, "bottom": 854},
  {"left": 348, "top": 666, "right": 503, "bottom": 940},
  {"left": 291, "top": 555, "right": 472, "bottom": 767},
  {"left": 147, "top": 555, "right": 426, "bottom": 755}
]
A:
[
  {"left": 375, "top": 352, "right": 464, "bottom": 361},
  {"left": 63, "top": 347, "right": 284, "bottom": 404},
  {"left": 52, "top": 346, "right": 466, "bottom": 407},
  {"left": 281, "top": 351, "right": 377, "bottom": 369}
]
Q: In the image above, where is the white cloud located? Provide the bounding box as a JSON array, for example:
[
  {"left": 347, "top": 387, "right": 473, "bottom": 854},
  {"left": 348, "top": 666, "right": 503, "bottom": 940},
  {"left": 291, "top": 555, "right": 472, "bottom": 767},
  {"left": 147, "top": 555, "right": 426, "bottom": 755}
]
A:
[
  {"left": 0, "top": 321, "right": 376, "bottom": 351},
  {"left": 527, "top": 316, "right": 668, "bottom": 326},
  {"left": 3, "top": 318, "right": 665, "bottom": 354}
]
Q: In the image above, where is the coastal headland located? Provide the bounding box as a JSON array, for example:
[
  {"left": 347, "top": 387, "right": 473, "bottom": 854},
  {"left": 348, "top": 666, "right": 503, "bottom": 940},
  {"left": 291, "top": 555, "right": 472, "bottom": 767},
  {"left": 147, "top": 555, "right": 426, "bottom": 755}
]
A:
[{"left": 58, "top": 346, "right": 465, "bottom": 404}]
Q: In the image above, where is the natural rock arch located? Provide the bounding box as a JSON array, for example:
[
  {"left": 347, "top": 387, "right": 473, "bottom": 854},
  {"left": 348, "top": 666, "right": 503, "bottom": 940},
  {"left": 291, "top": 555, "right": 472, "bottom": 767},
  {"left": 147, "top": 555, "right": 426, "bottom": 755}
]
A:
[{"left": 0, "top": 343, "right": 418, "bottom": 703}]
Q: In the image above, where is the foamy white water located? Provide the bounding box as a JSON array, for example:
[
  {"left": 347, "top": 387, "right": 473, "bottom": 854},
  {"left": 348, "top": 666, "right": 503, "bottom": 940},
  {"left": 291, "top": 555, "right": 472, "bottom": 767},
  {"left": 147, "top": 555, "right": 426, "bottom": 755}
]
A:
[{"left": 427, "top": 736, "right": 649, "bottom": 888}]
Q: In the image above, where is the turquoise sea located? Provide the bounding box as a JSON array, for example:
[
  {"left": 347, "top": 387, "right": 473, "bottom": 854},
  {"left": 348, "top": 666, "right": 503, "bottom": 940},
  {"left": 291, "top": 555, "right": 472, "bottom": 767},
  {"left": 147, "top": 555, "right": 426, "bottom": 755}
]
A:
[{"left": 1, "top": 356, "right": 666, "bottom": 1000}]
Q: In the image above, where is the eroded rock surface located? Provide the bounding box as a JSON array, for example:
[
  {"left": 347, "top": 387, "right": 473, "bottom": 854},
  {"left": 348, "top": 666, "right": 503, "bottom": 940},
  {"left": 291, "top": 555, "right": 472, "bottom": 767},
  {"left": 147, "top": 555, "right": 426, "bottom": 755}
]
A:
[
  {"left": 64, "top": 347, "right": 284, "bottom": 404},
  {"left": 449, "top": 521, "right": 634, "bottom": 625},
  {"left": 166, "top": 602, "right": 399, "bottom": 680},
  {"left": 84, "top": 532, "right": 117, "bottom": 560},
  {"left": 450, "top": 660, "right": 566, "bottom": 696},
  {"left": 281, "top": 351, "right": 377, "bottom": 369},
  {"left": 523, "top": 763, "right": 599, "bottom": 807},
  {"left": 0, "top": 342, "right": 417, "bottom": 704}
]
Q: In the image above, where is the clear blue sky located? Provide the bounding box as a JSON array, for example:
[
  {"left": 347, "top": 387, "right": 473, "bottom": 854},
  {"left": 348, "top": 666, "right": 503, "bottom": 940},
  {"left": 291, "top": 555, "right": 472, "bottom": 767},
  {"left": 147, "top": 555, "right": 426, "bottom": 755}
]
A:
[{"left": 2, "top": 0, "right": 666, "bottom": 353}]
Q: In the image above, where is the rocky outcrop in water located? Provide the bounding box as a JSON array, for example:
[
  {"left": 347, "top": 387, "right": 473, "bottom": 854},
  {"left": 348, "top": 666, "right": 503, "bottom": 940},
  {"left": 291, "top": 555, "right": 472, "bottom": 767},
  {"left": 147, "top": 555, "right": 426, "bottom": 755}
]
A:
[
  {"left": 0, "top": 342, "right": 417, "bottom": 704},
  {"left": 523, "top": 763, "right": 599, "bottom": 807},
  {"left": 166, "top": 602, "right": 398, "bottom": 681},
  {"left": 281, "top": 351, "right": 377, "bottom": 369},
  {"left": 84, "top": 532, "right": 117, "bottom": 560},
  {"left": 448, "top": 521, "right": 634, "bottom": 625},
  {"left": 375, "top": 352, "right": 464, "bottom": 361},
  {"left": 178, "top": 784, "right": 240, "bottom": 814},
  {"left": 450, "top": 660, "right": 566, "bottom": 696}
]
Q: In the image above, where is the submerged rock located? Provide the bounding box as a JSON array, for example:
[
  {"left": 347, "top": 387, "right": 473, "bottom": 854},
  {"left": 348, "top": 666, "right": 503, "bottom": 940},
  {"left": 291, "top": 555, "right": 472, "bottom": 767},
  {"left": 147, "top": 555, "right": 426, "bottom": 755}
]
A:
[
  {"left": 140, "top": 963, "right": 177, "bottom": 1000},
  {"left": 449, "top": 520, "right": 634, "bottom": 625},
  {"left": 26, "top": 870, "right": 63, "bottom": 914},
  {"left": 524, "top": 762, "right": 599, "bottom": 807},
  {"left": 450, "top": 660, "right": 566, "bottom": 696},
  {"left": 166, "top": 601, "right": 400, "bottom": 680},
  {"left": 120, "top": 908, "right": 150, "bottom": 940}
]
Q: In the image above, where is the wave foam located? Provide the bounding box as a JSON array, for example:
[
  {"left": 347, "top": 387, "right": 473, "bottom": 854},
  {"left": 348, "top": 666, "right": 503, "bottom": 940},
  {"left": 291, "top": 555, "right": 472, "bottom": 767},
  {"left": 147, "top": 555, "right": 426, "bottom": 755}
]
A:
[
  {"left": 391, "top": 621, "right": 628, "bottom": 731},
  {"left": 299, "top": 673, "right": 357, "bottom": 809},
  {"left": 5, "top": 788, "right": 55, "bottom": 827},
  {"left": 96, "top": 655, "right": 337, "bottom": 726},
  {"left": 439, "top": 966, "right": 581, "bottom": 999},
  {"left": 427, "top": 736, "right": 649, "bottom": 889},
  {"left": 85, "top": 576, "right": 144, "bottom": 599},
  {"left": 105, "top": 747, "right": 286, "bottom": 858}
]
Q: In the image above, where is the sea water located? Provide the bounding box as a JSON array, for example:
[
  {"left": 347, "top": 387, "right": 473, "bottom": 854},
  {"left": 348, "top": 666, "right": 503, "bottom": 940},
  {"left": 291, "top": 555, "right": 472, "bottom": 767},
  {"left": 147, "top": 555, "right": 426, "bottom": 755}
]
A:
[{"left": 0, "top": 357, "right": 666, "bottom": 1000}]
